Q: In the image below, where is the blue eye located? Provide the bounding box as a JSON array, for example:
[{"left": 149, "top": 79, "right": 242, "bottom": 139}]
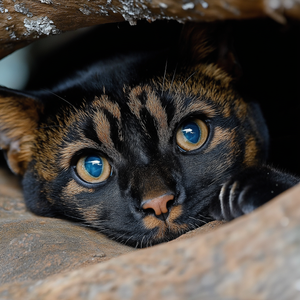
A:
[
  {"left": 85, "top": 156, "right": 103, "bottom": 178},
  {"left": 182, "top": 122, "right": 201, "bottom": 144},
  {"left": 176, "top": 118, "right": 208, "bottom": 151},
  {"left": 76, "top": 155, "right": 111, "bottom": 183}
]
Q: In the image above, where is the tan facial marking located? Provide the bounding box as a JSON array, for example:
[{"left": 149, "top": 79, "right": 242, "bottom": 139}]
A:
[
  {"left": 34, "top": 109, "right": 78, "bottom": 181},
  {"left": 93, "top": 110, "right": 120, "bottom": 159},
  {"left": 169, "top": 94, "right": 217, "bottom": 132},
  {"left": 145, "top": 87, "right": 170, "bottom": 146},
  {"left": 93, "top": 95, "right": 121, "bottom": 121},
  {"left": 82, "top": 204, "right": 102, "bottom": 223},
  {"left": 168, "top": 205, "right": 183, "bottom": 222},
  {"left": 92, "top": 95, "right": 123, "bottom": 141},
  {"left": 203, "top": 126, "right": 232, "bottom": 154},
  {"left": 127, "top": 86, "right": 143, "bottom": 119},
  {"left": 143, "top": 205, "right": 188, "bottom": 241},
  {"left": 60, "top": 139, "right": 101, "bottom": 171},
  {"left": 143, "top": 215, "right": 163, "bottom": 230},
  {"left": 143, "top": 215, "right": 166, "bottom": 240},
  {"left": 243, "top": 136, "right": 259, "bottom": 167},
  {"left": 229, "top": 129, "right": 240, "bottom": 158},
  {"left": 62, "top": 179, "right": 94, "bottom": 198},
  {"left": 128, "top": 85, "right": 171, "bottom": 144},
  {"left": 234, "top": 97, "right": 248, "bottom": 121}
]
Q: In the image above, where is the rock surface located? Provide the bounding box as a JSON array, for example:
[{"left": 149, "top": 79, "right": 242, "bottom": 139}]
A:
[
  {"left": 1, "top": 164, "right": 300, "bottom": 299},
  {"left": 0, "top": 166, "right": 224, "bottom": 286},
  {"left": 0, "top": 167, "right": 133, "bottom": 284},
  {"left": 0, "top": 0, "right": 300, "bottom": 59}
]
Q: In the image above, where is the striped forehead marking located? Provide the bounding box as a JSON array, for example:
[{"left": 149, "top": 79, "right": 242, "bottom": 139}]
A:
[
  {"left": 93, "top": 95, "right": 121, "bottom": 121},
  {"left": 90, "top": 95, "right": 123, "bottom": 159},
  {"left": 127, "top": 84, "right": 220, "bottom": 149},
  {"left": 93, "top": 95, "right": 123, "bottom": 142},
  {"left": 93, "top": 109, "right": 121, "bottom": 159},
  {"left": 128, "top": 85, "right": 170, "bottom": 145}
]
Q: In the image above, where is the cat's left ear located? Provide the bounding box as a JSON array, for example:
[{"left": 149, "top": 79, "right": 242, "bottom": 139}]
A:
[
  {"left": 0, "top": 87, "right": 43, "bottom": 175},
  {"left": 179, "top": 22, "right": 242, "bottom": 79}
]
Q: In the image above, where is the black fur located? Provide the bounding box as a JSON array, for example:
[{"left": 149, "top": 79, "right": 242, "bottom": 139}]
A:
[{"left": 0, "top": 21, "right": 299, "bottom": 248}]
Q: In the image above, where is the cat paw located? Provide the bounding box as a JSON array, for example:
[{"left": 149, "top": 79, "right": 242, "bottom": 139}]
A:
[
  {"left": 210, "top": 180, "right": 258, "bottom": 221},
  {"left": 209, "top": 166, "right": 299, "bottom": 221}
]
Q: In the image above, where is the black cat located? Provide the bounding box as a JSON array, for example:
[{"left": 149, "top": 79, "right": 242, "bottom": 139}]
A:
[{"left": 0, "top": 21, "right": 298, "bottom": 247}]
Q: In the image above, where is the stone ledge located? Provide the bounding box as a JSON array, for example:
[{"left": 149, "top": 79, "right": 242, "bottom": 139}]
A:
[{"left": 0, "top": 165, "right": 300, "bottom": 299}]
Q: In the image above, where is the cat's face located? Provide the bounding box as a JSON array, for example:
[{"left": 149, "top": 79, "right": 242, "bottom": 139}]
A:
[
  {"left": 2, "top": 67, "right": 264, "bottom": 247},
  {"left": 0, "top": 23, "right": 269, "bottom": 247}
]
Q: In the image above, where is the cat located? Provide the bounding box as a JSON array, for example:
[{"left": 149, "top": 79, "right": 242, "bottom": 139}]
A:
[{"left": 0, "top": 21, "right": 299, "bottom": 248}]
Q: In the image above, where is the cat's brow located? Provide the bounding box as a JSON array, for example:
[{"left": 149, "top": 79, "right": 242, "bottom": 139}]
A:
[
  {"left": 93, "top": 109, "right": 121, "bottom": 159},
  {"left": 60, "top": 139, "right": 102, "bottom": 171},
  {"left": 92, "top": 95, "right": 121, "bottom": 121},
  {"left": 128, "top": 85, "right": 170, "bottom": 146}
]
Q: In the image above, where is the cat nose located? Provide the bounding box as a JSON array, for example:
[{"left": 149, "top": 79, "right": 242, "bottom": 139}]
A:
[{"left": 142, "top": 194, "right": 175, "bottom": 217}]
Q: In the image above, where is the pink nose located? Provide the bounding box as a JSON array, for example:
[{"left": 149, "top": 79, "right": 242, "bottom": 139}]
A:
[{"left": 142, "top": 194, "right": 175, "bottom": 216}]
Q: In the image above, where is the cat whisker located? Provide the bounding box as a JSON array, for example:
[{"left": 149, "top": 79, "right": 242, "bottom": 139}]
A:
[
  {"left": 176, "top": 71, "right": 197, "bottom": 95},
  {"left": 161, "top": 58, "right": 168, "bottom": 97},
  {"left": 168, "top": 63, "right": 178, "bottom": 94},
  {"left": 188, "top": 222, "right": 197, "bottom": 230},
  {"left": 124, "top": 235, "right": 133, "bottom": 246},
  {"left": 49, "top": 91, "right": 77, "bottom": 111},
  {"left": 114, "top": 232, "right": 127, "bottom": 242},
  {"left": 140, "top": 235, "right": 146, "bottom": 248},
  {"left": 189, "top": 216, "right": 207, "bottom": 224},
  {"left": 62, "top": 212, "right": 86, "bottom": 222},
  {"left": 197, "top": 213, "right": 214, "bottom": 220}
]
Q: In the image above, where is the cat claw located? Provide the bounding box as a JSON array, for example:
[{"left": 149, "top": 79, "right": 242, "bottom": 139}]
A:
[
  {"left": 211, "top": 180, "right": 254, "bottom": 221},
  {"left": 218, "top": 180, "right": 243, "bottom": 220}
]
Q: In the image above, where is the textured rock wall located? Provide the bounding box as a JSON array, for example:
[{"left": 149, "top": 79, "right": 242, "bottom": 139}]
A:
[{"left": 0, "top": 0, "right": 300, "bottom": 58}]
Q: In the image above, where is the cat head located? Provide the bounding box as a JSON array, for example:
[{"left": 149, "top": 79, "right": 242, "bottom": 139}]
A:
[{"left": 0, "top": 22, "right": 268, "bottom": 247}]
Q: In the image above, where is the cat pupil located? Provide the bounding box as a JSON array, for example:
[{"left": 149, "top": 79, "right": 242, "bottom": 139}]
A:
[
  {"left": 85, "top": 156, "right": 103, "bottom": 178},
  {"left": 182, "top": 122, "right": 201, "bottom": 144}
]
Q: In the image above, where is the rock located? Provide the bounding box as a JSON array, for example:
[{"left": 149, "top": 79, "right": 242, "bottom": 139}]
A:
[
  {"left": 0, "top": 165, "right": 224, "bottom": 287},
  {"left": 1, "top": 0, "right": 300, "bottom": 59},
  {"left": 0, "top": 167, "right": 133, "bottom": 284},
  {"left": 0, "top": 161, "right": 300, "bottom": 299}
]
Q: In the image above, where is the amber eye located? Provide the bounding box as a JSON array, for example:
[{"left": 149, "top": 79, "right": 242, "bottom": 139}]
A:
[
  {"left": 76, "top": 155, "right": 111, "bottom": 183},
  {"left": 176, "top": 118, "right": 208, "bottom": 151}
]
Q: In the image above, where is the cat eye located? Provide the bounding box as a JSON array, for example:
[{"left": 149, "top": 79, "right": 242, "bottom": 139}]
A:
[
  {"left": 176, "top": 118, "right": 208, "bottom": 151},
  {"left": 76, "top": 155, "right": 111, "bottom": 183}
]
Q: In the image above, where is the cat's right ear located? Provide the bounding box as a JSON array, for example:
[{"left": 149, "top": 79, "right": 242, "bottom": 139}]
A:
[
  {"left": 0, "top": 87, "right": 43, "bottom": 176},
  {"left": 179, "top": 22, "right": 242, "bottom": 80}
]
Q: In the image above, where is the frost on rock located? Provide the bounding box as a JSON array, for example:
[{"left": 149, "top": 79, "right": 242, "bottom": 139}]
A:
[
  {"left": 40, "top": 0, "right": 53, "bottom": 3},
  {"left": 79, "top": 6, "right": 92, "bottom": 15},
  {"left": 182, "top": 2, "right": 194, "bottom": 10},
  {"left": 108, "top": 0, "right": 155, "bottom": 25},
  {"left": 100, "top": 0, "right": 188, "bottom": 25},
  {"left": 200, "top": 0, "right": 208, "bottom": 9},
  {"left": 10, "top": 32, "right": 17, "bottom": 39},
  {"left": 14, "top": 3, "right": 33, "bottom": 17},
  {"left": 0, "top": 3, "right": 6, "bottom": 13},
  {"left": 24, "top": 17, "right": 60, "bottom": 36},
  {"left": 159, "top": 3, "right": 168, "bottom": 9}
]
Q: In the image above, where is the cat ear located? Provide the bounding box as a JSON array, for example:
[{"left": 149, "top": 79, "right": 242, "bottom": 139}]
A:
[
  {"left": 0, "top": 87, "right": 43, "bottom": 175},
  {"left": 180, "top": 22, "right": 242, "bottom": 79}
]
